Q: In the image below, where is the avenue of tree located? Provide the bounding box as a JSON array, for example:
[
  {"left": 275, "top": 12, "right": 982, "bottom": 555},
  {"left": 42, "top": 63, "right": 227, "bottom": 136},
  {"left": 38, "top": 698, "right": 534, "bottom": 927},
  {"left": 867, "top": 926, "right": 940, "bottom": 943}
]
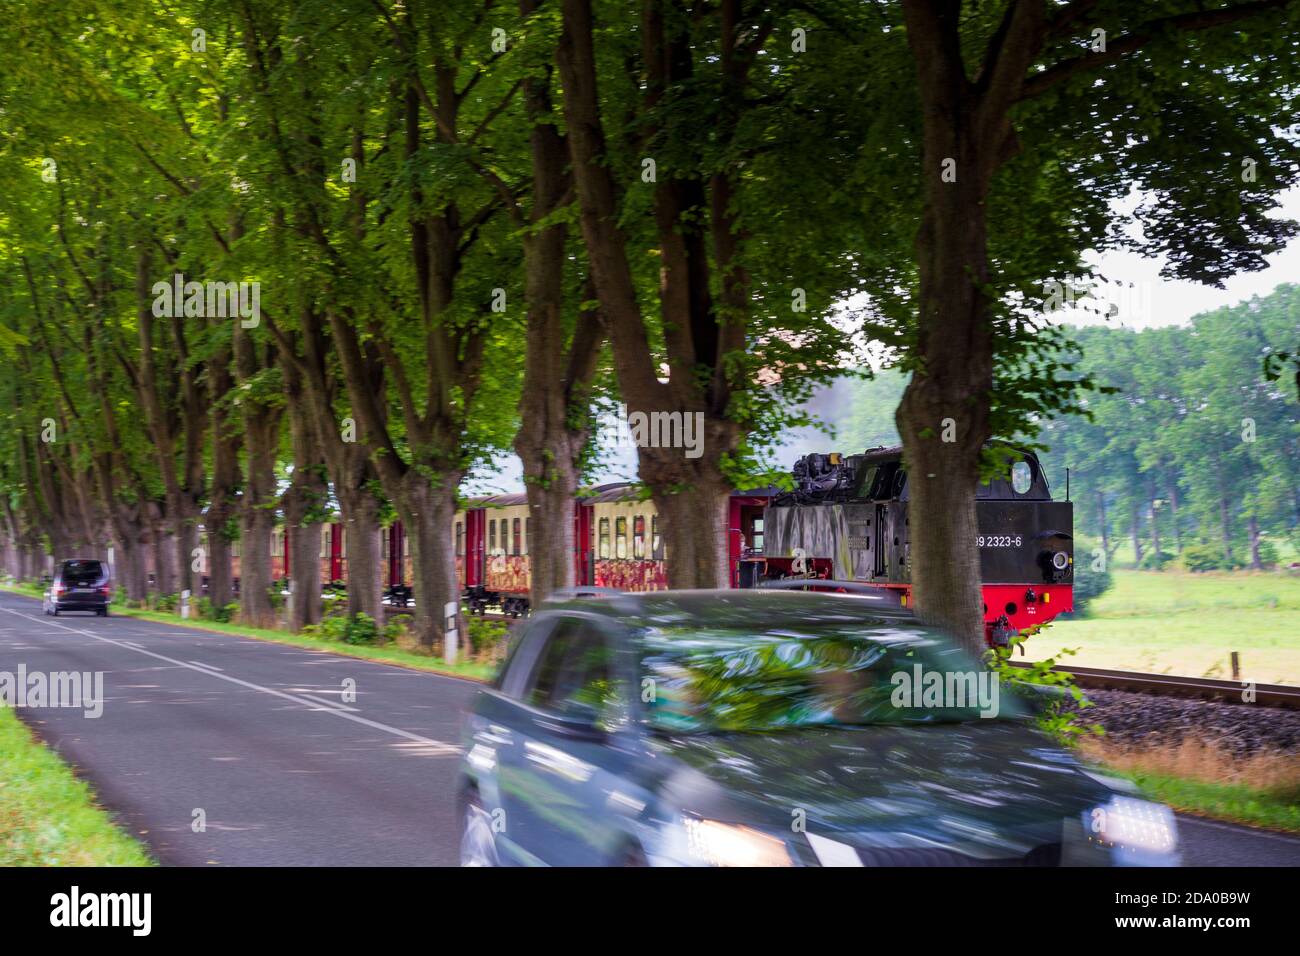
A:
[{"left": 0, "top": 0, "right": 1297, "bottom": 656}]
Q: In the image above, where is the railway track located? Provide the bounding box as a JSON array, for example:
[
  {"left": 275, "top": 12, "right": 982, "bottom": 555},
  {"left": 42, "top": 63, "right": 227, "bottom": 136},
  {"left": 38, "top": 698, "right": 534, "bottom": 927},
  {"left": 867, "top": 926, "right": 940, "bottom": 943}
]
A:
[{"left": 1008, "top": 661, "right": 1300, "bottom": 710}]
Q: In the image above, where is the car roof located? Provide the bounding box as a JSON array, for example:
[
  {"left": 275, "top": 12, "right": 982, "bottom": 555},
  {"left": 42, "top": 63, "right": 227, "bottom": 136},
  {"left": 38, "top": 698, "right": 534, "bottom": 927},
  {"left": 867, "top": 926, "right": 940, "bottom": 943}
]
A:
[{"left": 543, "top": 587, "right": 918, "bottom": 631}]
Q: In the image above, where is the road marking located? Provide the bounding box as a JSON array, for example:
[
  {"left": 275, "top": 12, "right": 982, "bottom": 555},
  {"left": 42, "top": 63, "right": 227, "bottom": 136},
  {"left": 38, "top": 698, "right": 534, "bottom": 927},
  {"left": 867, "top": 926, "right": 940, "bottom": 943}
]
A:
[
  {"left": 1, "top": 606, "right": 461, "bottom": 756},
  {"left": 189, "top": 660, "right": 223, "bottom": 671}
]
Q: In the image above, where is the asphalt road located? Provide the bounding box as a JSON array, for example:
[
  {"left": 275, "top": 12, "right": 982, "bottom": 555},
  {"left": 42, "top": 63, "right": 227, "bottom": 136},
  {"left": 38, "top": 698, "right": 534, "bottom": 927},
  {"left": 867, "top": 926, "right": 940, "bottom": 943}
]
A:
[
  {"left": 1, "top": 587, "right": 1297, "bottom": 867},
  {"left": 0, "top": 589, "right": 478, "bottom": 866}
]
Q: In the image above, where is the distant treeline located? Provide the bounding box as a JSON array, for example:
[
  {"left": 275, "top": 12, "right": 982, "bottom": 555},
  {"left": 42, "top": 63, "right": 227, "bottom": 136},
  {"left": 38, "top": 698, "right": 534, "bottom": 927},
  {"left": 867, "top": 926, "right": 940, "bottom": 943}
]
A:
[{"left": 832, "top": 283, "right": 1300, "bottom": 570}]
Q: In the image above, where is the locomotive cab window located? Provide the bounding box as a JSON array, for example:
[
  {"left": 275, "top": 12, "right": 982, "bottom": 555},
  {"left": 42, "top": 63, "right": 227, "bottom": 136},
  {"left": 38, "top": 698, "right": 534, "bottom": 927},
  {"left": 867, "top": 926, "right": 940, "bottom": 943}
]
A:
[
  {"left": 615, "top": 517, "right": 628, "bottom": 559},
  {"left": 598, "top": 518, "right": 611, "bottom": 559},
  {"left": 1011, "top": 460, "right": 1033, "bottom": 495}
]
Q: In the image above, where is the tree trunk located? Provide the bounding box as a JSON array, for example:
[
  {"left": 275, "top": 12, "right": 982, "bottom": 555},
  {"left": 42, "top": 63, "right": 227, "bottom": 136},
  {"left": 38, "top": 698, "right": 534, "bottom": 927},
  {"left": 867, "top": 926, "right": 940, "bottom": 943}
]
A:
[
  {"left": 395, "top": 474, "right": 462, "bottom": 656},
  {"left": 1167, "top": 483, "right": 1183, "bottom": 554},
  {"left": 523, "top": 475, "right": 578, "bottom": 604},
  {"left": 339, "top": 489, "right": 385, "bottom": 624},
  {"left": 1149, "top": 489, "right": 1162, "bottom": 562},
  {"left": 287, "top": 519, "right": 323, "bottom": 630},
  {"left": 239, "top": 426, "right": 280, "bottom": 628},
  {"left": 1096, "top": 490, "right": 1111, "bottom": 556},
  {"left": 1219, "top": 494, "right": 1234, "bottom": 565},
  {"left": 635, "top": 450, "right": 733, "bottom": 588},
  {"left": 1247, "top": 514, "right": 1262, "bottom": 570},
  {"left": 1130, "top": 501, "right": 1144, "bottom": 567},
  {"left": 283, "top": 375, "right": 326, "bottom": 631}
]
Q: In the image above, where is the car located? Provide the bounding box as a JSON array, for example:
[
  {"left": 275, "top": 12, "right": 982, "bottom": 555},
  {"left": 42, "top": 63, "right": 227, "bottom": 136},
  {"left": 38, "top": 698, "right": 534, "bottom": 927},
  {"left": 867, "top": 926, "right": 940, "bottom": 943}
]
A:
[
  {"left": 43, "top": 559, "right": 112, "bottom": 617},
  {"left": 455, "top": 589, "right": 1179, "bottom": 867}
]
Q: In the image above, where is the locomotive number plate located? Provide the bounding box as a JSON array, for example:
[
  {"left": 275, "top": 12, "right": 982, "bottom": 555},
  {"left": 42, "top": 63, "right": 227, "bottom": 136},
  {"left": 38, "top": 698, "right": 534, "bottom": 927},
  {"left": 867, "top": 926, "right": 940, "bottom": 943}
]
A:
[{"left": 977, "top": 535, "right": 1023, "bottom": 548}]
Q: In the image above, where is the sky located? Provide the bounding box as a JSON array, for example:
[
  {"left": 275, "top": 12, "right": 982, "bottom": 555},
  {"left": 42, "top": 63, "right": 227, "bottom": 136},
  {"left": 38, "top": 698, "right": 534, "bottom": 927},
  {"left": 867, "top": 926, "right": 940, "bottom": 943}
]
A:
[{"left": 466, "top": 184, "right": 1300, "bottom": 494}]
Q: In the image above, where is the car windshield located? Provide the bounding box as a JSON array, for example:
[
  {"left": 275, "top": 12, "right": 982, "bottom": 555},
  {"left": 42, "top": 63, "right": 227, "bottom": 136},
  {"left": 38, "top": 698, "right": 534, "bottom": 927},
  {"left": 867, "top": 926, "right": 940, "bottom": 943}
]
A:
[
  {"left": 62, "top": 561, "right": 104, "bottom": 586},
  {"left": 638, "top": 620, "right": 1015, "bottom": 733}
]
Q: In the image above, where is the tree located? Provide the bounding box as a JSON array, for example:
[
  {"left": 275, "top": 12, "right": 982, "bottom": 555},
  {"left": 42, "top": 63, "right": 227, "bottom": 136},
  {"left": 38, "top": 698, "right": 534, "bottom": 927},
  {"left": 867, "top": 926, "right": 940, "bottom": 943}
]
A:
[{"left": 892, "top": 0, "right": 1300, "bottom": 651}]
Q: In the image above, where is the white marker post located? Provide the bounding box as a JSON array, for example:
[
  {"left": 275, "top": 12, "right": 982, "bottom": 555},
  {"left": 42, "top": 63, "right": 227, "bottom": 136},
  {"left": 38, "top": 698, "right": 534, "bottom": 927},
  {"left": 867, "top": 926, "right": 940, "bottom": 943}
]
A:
[
  {"left": 444, "top": 601, "right": 459, "bottom": 666},
  {"left": 181, "top": 588, "right": 191, "bottom": 620}
]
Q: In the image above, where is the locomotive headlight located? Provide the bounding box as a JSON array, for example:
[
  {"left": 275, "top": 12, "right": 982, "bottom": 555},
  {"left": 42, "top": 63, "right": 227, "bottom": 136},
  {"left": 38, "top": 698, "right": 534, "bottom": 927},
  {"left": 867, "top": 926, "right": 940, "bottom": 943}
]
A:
[{"left": 1051, "top": 551, "right": 1070, "bottom": 571}]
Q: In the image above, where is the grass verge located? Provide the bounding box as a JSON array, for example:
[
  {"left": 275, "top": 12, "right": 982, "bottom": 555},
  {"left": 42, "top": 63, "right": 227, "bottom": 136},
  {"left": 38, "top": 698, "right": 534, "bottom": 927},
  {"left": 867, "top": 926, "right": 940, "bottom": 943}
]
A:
[
  {"left": 0, "top": 707, "right": 154, "bottom": 865},
  {"left": 0, "top": 581, "right": 499, "bottom": 683},
  {"left": 1082, "top": 738, "right": 1300, "bottom": 834}
]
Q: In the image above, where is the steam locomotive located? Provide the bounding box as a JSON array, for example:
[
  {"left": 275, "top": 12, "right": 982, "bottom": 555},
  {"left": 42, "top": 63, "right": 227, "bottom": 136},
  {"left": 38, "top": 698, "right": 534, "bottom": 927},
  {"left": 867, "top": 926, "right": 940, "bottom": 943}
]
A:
[{"left": 760, "top": 445, "right": 1074, "bottom": 644}]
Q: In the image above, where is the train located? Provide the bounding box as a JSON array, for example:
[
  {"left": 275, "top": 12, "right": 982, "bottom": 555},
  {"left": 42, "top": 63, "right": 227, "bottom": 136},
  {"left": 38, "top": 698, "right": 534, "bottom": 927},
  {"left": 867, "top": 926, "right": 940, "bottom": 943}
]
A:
[{"left": 229, "top": 444, "right": 1073, "bottom": 646}]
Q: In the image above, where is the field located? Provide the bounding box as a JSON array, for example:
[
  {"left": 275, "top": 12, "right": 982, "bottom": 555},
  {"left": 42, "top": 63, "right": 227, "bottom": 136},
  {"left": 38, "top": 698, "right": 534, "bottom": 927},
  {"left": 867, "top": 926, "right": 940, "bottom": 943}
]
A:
[{"left": 1025, "top": 570, "right": 1300, "bottom": 686}]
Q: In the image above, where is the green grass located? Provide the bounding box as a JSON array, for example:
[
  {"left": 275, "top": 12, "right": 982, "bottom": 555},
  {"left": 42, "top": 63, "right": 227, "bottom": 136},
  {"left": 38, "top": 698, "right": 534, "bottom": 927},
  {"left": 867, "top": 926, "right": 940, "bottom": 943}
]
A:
[
  {"left": 0, "top": 707, "right": 154, "bottom": 865},
  {"left": 1124, "top": 770, "right": 1300, "bottom": 834},
  {"left": 1027, "top": 569, "right": 1300, "bottom": 685},
  {"left": 0, "top": 582, "right": 499, "bottom": 683}
]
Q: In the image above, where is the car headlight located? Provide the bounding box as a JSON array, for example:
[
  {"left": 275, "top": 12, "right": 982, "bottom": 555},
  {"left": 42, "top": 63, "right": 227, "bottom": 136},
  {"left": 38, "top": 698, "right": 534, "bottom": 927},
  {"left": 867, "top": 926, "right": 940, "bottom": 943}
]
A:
[
  {"left": 1086, "top": 797, "right": 1177, "bottom": 854},
  {"left": 682, "top": 818, "right": 793, "bottom": 867}
]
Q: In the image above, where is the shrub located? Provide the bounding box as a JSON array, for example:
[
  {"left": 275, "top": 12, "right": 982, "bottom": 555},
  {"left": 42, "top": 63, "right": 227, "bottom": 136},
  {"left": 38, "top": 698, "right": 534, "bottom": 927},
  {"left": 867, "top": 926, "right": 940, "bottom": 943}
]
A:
[
  {"left": 466, "top": 616, "right": 509, "bottom": 659},
  {"left": 383, "top": 615, "right": 413, "bottom": 645},
  {"left": 1069, "top": 553, "right": 1113, "bottom": 616},
  {"left": 1138, "top": 549, "right": 1175, "bottom": 570},
  {"left": 153, "top": 592, "right": 178, "bottom": 612},
  {"left": 195, "top": 596, "right": 237, "bottom": 623},
  {"left": 1254, "top": 540, "right": 1279, "bottom": 570},
  {"left": 304, "top": 612, "right": 379, "bottom": 645},
  {"left": 1181, "top": 541, "right": 1225, "bottom": 572}
]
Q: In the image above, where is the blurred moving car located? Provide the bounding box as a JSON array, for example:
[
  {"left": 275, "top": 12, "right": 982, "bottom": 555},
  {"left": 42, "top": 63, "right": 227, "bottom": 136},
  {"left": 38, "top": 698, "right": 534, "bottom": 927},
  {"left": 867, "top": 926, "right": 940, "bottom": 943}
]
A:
[
  {"left": 43, "top": 559, "right": 112, "bottom": 617},
  {"left": 456, "top": 589, "right": 1179, "bottom": 867}
]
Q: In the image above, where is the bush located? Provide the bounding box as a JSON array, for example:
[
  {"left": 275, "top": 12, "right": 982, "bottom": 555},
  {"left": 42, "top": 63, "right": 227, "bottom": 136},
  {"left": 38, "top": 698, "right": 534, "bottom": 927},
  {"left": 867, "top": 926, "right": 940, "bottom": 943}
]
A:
[
  {"left": 1181, "top": 541, "right": 1225, "bottom": 572},
  {"left": 1069, "top": 553, "right": 1113, "bottom": 616},
  {"left": 195, "top": 596, "right": 237, "bottom": 623},
  {"left": 153, "top": 592, "right": 178, "bottom": 612},
  {"left": 303, "top": 612, "right": 379, "bottom": 645},
  {"left": 383, "top": 615, "right": 413, "bottom": 645},
  {"left": 1254, "top": 540, "right": 1279, "bottom": 570},
  {"left": 466, "top": 616, "right": 509, "bottom": 658},
  {"left": 1139, "top": 550, "right": 1175, "bottom": 570}
]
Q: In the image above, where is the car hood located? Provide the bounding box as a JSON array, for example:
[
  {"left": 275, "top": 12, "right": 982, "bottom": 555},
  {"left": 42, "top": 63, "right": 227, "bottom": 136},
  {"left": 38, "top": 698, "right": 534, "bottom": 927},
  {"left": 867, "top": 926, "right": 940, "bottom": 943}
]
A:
[{"left": 654, "top": 721, "right": 1116, "bottom": 861}]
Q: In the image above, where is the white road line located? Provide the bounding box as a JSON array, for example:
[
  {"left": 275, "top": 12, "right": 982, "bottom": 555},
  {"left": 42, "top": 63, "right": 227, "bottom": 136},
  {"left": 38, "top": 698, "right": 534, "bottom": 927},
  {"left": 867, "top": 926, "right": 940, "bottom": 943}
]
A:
[
  {"left": 1, "top": 606, "right": 461, "bottom": 756},
  {"left": 189, "top": 660, "right": 224, "bottom": 671}
]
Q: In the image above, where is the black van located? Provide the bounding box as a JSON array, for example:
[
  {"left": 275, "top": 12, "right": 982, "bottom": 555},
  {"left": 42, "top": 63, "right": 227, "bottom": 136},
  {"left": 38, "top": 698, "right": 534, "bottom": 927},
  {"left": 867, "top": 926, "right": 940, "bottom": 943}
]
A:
[{"left": 43, "top": 559, "right": 112, "bottom": 616}]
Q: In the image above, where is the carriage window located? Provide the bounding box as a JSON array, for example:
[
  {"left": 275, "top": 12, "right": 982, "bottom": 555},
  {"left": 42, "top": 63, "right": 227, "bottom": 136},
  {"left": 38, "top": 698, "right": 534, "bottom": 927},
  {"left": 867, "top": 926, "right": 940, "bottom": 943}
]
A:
[
  {"left": 751, "top": 516, "right": 765, "bottom": 553},
  {"left": 1011, "top": 460, "right": 1033, "bottom": 495},
  {"left": 598, "top": 518, "right": 611, "bottom": 559},
  {"left": 456, "top": 521, "right": 464, "bottom": 556},
  {"left": 651, "top": 515, "right": 664, "bottom": 560},
  {"left": 615, "top": 517, "right": 628, "bottom": 559},
  {"left": 381, "top": 533, "right": 389, "bottom": 560},
  {"left": 489, "top": 519, "right": 497, "bottom": 553},
  {"left": 524, "top": 518, "right": 531, "bottom": 556},
  {"left": 512, "top": 518, "right": 521, "bottom": 556},
  {"left": 321, "top": 527, "right": 329, "bottom": 558},
  {"left": 633, "top": 516, "right": 646, "bottom": 559}
]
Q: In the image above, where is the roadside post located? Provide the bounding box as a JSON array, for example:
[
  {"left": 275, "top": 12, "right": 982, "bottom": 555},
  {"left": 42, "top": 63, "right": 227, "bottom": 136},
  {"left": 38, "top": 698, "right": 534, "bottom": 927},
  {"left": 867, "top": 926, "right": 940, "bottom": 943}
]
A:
[
  {"left": 181, "top": 588, "right": 191, "bottom": 620},
  {"left": 445, "top": 601, "right": 458, "bottom": 666}
]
